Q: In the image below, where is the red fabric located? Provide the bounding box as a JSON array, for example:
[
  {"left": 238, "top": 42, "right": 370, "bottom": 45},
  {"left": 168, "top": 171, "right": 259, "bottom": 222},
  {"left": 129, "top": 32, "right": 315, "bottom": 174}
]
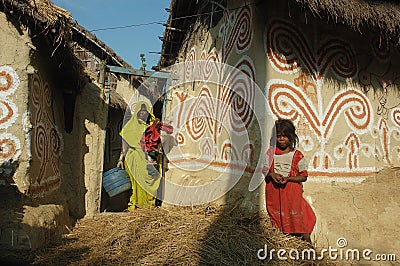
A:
[
  {"left": 264, "top": 148, "right": 316, "bottom": 234},
  {"left": 140, "top": 122, "right": 173, "bottom": 153}
]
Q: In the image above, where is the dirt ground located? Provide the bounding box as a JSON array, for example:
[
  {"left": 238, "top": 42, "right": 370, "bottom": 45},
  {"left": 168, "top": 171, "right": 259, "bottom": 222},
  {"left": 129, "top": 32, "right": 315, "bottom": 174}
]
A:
[
  {"left": 1, "top": 168, "right": 399, "bottom": 265},
  {"left": 0, "top": 205, "right": 338, "bottom": 266},
  {"left": 304, "top": 167, "right": 400, "bottom": 265}
]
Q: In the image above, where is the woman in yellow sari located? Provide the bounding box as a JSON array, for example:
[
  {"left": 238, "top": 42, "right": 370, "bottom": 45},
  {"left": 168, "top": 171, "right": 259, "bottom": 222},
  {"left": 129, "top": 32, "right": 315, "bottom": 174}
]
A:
[{"left": 118, "top": 101, "right": 160, "bottom": 210}]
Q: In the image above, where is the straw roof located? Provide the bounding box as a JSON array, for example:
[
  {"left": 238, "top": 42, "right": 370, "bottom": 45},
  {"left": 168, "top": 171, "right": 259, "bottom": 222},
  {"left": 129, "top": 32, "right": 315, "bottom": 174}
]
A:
[
  {"left": 159, "top": 0, "right": 400, "bottom": 67},
  {"left": 292, "top": 0, "right": 400, "bottom": 41},
  {"left": 109, "top": 89, "right": 127, "bottom": 110},
  {"left": 0, "top": 0, "right": 130, "bottom": 107},
  {"left": 1, "top": 0, "right": 71, "bottom": 25},
  {"left": 0, "top": 0, "right": 130, "bottom": 68}
]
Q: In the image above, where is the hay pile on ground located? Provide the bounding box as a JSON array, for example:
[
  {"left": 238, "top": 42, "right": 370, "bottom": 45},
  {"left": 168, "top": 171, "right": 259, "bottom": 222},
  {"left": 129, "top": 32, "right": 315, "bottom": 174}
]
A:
[{"left": 27, "top": 205, "right": 336, "bottom": 265}]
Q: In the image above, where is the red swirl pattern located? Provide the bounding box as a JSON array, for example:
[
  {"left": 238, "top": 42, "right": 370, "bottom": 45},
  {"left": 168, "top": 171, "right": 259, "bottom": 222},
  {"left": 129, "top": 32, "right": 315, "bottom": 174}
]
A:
[
  {"left": 0, "top": 138, "right": 16, "bottom": 159},
  {"left": 221, "top": 143, "right": 238, "bottom": 161},
  {"left": 185, "top": 48, "right": 197, "bottom": 82},
  {"left": 30, "top": 74, "right": 61, "bottom": 192},
  {"left": 268, "top": 82, "right": 372, "bottom": 139},
  {"left": 392, "top": 108, "right": 400, "bottom": 127},
  {"left": 222, "top": 5, "right": 252, "bottom": 60},
  {"left": 186, "top": 87, "right": 215, "bottom": 141},
  {"left": 35, "top": 124, "right": 48, "bottom": 183},
  {"left": 0, "top": 100, "right": 14, "bottom": 125},
  {"left": 0, "top": 67, "right": 19, "bottom": 162},
  {"left": 0, "top": 71, "right": 12, "bottom": 92},
  {"left": 174, "top": 5, "right": 254, "bottom": 170},
  {"left": 222, "top": 58, "right": 255, "bottom": 133},
  {"left": 266, "top": 19, "right": 357, "bottom": 82},
  {"left": 175, "top": 133, "right": 185, "bottom": 145},
  {"left": 200, "top": 49, "right": 220, "bottom": 81},
  {"left": 371, "top": 37, "right": 391, "bottom": 62}
]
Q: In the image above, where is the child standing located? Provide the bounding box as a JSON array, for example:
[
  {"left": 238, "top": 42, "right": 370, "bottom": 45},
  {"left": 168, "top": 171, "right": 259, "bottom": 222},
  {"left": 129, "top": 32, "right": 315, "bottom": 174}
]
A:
[{"left": 263, "top": 119, "right": 316, "bottom": 242}]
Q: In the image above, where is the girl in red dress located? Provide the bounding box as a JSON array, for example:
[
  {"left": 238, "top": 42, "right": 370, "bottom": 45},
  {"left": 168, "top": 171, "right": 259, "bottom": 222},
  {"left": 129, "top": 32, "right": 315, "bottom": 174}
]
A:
[{"left": 263, "top": 119, "right": 316, "bottom": 243}]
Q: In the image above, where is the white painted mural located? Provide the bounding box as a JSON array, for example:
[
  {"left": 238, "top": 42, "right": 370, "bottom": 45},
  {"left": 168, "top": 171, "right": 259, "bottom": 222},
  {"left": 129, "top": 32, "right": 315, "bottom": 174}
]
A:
[
  {"left": 0, "top": 66, "right": 21, "bottom": 163},
  {"left": 265, "top": 18, "right": 400, "bottom": 178},
  {"left": 167, "top": 5, "right": 258, "bottom": 175},
  {"left": 166, "top": 6, "right": 400, "bottom": 182}
]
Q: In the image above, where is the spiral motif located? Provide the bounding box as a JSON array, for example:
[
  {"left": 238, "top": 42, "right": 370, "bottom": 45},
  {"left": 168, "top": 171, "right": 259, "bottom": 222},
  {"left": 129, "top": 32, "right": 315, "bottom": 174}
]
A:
[
  {"left": 185, "top": 48, "right": 197, "bottom": 82},
  {"left": 28, "top": 73, "right": 63, "bottom": 194},
  {"left": 175, "top": 133, "right": 185, "bottom": 145},
  {"left": 0, "top": 66, "right": 19, "bottom": 96},
  {"left": 0, "top": 100, "right": 16, "bottom": 129},
  {"left": 186, "top": 87, "right": 215, "bottom": 141},
  {"left": 0, "top": 67, "right": 19, "bottom": 130},
  {"left": 0, "top": 71, "right": 12, "bottom": 92},
  {"left": 266, "top": 19, "right": 311, "bottom": 74},
  {"left": 31, "top": 75, "right": 42, "bottom": 106},
  {"left": 316, "top": 39, "right": 357, "bottom": 80},
  {"left": 35, "top": 124, "right": 47, "bottom": 160},
  {"left": 336, "top": 237, "right": 348, "bottom": 248},
  {"left": 222, "top": 58, "right": 255, "bottom": 134},
  {"left": 43, "top": 84, "right": 52, "bottom": 107},
  {"left": 392, "top": 108, "right": 400, "bottom": 127},
  {"left": 268, "top": 81, "right": 371, "bottom": 139},
  {"left": 323, "top": 88, "right": 372, "bottom": 137},
  {"left": 371, "top": 37, "right": 391, "bottom": 62},
  {"left": 223, "top": 5, "right": 252, "bottom": 59},
  {"left": 0, "top": 138, "right": 16, "bottom": 159},
  {"left": 268, "top": 80, "right": 321, "bottom": 136},
  {"left": 266, "top": 19, "right": 357, "bottom": 82},
  {"left": 50, "top": 128, "right": 61, "bottom": 156},
  {"left": 202, "top": 50, "right": 220, "bottom": 81},
  {"left": 234, "top": 6, "right": 252, "bottom": 52},
  {"left": 221, "top": 142, "right": 238, "bottom": 161}
]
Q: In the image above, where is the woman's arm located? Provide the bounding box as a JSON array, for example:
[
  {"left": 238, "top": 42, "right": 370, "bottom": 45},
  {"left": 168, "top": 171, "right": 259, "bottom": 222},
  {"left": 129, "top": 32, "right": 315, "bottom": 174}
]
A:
[
  {"left": 117, "top": 152, "right": 124, "bottom": 168},
  {"left": 283, "top": 175, "right": 307, "bottom": 183}
]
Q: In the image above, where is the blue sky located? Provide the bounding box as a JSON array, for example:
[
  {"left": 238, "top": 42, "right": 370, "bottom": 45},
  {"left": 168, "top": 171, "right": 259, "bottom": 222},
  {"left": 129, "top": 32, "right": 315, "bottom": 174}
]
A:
[{"left": 52, "top": 0, "right": 171, "bottom": 69}]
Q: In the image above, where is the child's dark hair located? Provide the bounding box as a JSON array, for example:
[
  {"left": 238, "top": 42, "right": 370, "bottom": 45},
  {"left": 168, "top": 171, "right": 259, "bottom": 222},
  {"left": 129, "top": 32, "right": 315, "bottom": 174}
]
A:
[{"left": 273, "top": 119, "right": 299, "bottom": 149}]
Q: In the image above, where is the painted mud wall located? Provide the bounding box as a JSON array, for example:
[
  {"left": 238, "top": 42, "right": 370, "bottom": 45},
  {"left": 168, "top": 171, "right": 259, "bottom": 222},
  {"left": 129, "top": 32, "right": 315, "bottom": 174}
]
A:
[
  {"left": 0, "top": 5, "right": 132, "bottom": 249},
  {"left": 163, "top": 0, "right": 400, "bottom": 256},
  {"left": 26, "top": 36, "right": 108, "bottom": 218},
  {"left": 0, "top": 11, "right": 73, "bottom": 250},
  {"left": 0, "top": 11, "right": 31, "bottom": 191}
]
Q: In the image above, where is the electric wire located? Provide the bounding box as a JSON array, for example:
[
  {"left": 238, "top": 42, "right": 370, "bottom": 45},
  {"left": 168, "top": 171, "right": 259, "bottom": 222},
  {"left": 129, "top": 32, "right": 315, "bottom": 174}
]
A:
[{"left": 89, "top": 1, "right": 257, "bottom": 32}]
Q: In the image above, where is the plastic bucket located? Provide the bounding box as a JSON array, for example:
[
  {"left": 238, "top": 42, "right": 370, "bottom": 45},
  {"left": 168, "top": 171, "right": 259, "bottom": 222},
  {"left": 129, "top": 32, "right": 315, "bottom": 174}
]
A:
[{"left": 102, "top": 167, "right": 131, "bottom": 197}]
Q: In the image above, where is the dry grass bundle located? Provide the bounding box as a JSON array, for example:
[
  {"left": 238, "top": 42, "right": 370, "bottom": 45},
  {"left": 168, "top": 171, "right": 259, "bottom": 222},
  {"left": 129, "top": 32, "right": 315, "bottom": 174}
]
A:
[
  {"left": 29, "top": 205, "right": 337, "bottom": 266},
  {"left": 293, "top": 0, "right": 400, "bottom": 42}
]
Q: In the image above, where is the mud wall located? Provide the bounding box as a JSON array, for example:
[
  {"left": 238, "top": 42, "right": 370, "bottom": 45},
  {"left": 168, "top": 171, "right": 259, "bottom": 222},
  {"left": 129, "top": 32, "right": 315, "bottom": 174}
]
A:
[
  {"left": 0, "top": 12, "right": 31, "bottom": 191},
  {"left": 163, "top": 0, "right": 400, "bottom": 258}
]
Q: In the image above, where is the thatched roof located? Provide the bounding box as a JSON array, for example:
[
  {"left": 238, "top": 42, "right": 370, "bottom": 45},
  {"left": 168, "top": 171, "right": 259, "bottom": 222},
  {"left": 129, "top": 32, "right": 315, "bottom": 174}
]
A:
[
  {"left": 0, "top": 0, "right": 130, "bottom": 107},
  {"left": 159, "top": 0, "right": 400, "bottom": 67},
  {"left": 109, "top": 89, "right": 127, "bottom": 110},
  {"left": 2, "top": 0, "right": 71, "bottom": 25},
  {"left": 0, "top": 0, "right": 130, "bottom": 68},
  {"left": 293, "top": 0, "right": 400, "bottom": 41}
]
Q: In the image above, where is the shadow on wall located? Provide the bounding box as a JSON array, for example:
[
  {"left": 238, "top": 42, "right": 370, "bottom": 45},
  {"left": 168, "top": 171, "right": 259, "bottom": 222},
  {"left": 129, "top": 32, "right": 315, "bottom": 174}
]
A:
[{"left": 0, "top": 162, "right": 75, "bottom": 264}]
